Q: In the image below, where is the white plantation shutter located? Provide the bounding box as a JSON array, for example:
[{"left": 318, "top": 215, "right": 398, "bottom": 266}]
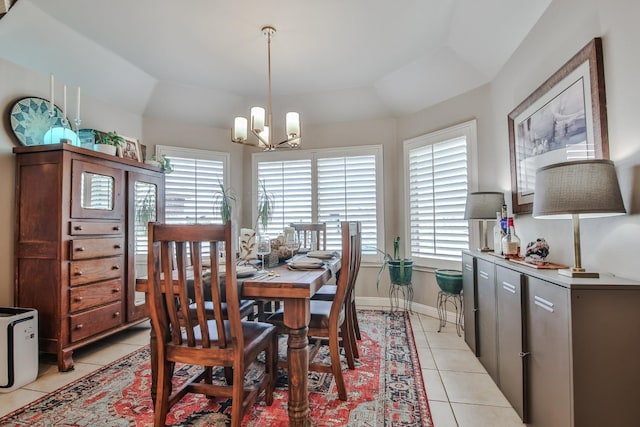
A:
[
  {"left": 253, "top": 146, "right": 383, "bottom": 261},
  {"left": 157, "top": 146, "right": 228, "bottom": 225},
  {"left": 405, "top": 121, "right": 477, "bottom": 265},
  {"left": 256, "top": 159, "right": 312, "bottom": 235},
  {"left": 317, "top": 155, "right": 378, "bottom": 253}
]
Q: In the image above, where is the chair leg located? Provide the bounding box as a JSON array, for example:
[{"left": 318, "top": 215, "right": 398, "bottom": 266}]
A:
[
  {"left": 351, "top": 300, "right": 361, "bottom": 340},
  {"left": 329, "top": 330, "right": 347, "bottom": 401},
  {"left": 265, "top": 334, "right": 278, "bottom": 405},
  {"left": 154, "top": 359, "right": 173, "bottom": 427},
  {"left": 341, "top": 323, "right": 356, "bottom": 370},
  {"left": 231, "top": 363, "right": 244, "bottom": 427}
]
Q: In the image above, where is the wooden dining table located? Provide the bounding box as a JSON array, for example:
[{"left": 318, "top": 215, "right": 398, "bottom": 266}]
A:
[{"left": 136, "top": 257, "right": 340, "bottom": 427}]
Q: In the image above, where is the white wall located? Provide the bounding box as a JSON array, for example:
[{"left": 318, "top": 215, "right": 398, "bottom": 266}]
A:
[{"left": 0, "top": 0, "right": 638, "bottom": 308}]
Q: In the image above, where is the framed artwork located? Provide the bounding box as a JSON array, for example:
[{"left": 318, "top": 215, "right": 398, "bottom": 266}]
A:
[
  {"left": 507, "top": 38, "right": 608, "bottom": 214},
  {"left": 117, "top": 136, "right": 142, "bottom": 162}
]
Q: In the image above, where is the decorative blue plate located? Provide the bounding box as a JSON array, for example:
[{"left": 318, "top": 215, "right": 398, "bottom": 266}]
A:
[{"left": 9, "top": 97, "right": 68, "bottom": 146}]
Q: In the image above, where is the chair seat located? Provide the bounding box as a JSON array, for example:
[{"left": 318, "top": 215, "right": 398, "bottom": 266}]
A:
[
  {"left": 189, "top": 299, "right": 255, "bottom": 319},
  {"left": 267, "top": 300, "right": 344, "bottom": 330},
  {"left": 187, "top": 319, "right": 276, "bottom": 351},
  {"left": 311, "top": 285, "right": 337, "bottom": 301}
]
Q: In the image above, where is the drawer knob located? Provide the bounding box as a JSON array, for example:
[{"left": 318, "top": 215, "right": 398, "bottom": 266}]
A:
[
  {"left": 74, "top": 225, "right": 83, "bottom": 231},
  {"left": 113, "top": 226, "right": 120, "bottom": 231},
  {"left": 76, "top": 324, "right": 83, "bottom": 330},
  {"left": 114, "top": 244, "right": 122, "bottom": 249},
  {"left": 76, "top": 247, "right": 85, "bottom": 252},
  {"left": 114, "top": 311, "right": 120, "bottom": 318},
  {"left": 112, "top": 288, "right": 120, "bottom": 293},
  {"left": 74, "top": 270, "right": 83, "bottom": 276},
  {"left": 75, "top": 296, "right": 83, "bottom": 302},
  {"left": 112, "top": 265, "right": 120, "bottom": 270}
]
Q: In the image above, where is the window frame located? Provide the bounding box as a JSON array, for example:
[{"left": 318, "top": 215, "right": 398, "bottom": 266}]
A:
[
  {"left": 403, "top": 120, "right": 479, "bottom": 270},
  {"left": 252, "top": 145, "right": 384, "bottom": 264}
]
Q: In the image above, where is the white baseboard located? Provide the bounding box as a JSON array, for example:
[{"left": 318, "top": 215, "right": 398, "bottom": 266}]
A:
[{"left": 355, "top": 296, "right": 461, "bottom": 325}]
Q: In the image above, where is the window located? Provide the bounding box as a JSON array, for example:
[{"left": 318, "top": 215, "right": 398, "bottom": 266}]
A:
[
  {"left": 253, "top": 146, "right": 383, "bottom": 261},
  {"left": 156, "top": 145, "right": 229, "bottom": 225},
  {"left": 404, "top": 120, "right": 477, "bottom": 267}
]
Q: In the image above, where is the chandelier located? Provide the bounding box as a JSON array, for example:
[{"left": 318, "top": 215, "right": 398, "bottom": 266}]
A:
[{"left": 231, "top": 26, "right": 301, "bottom": 150}]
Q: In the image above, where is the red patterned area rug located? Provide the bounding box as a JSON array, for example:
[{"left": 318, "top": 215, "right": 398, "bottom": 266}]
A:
[{"left": 0, "top": 310, "right": 432, "bottom": 426}]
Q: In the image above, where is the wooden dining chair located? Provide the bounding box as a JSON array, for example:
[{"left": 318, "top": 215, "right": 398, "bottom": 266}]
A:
[
  {"left": 311, "top": 224, "right": 363, "bottom": 356},
  {"left": 147, "top": 221, "right": 278, "bottom": 427},
  {"left": 268, "top": 221, "right": 360, "bottom": 401},
  {"left": 290, "top": 222, "right": 327, "bottom": 251}
]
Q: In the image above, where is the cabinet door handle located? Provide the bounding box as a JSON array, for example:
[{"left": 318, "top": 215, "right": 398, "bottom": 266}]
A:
[
  {"left": 519, "top": 351, "right": 530, "bottom": 358},
  {"left": 76, "top": 324, "right": 83, "bottom": 330},
  {"left": 76, "top": 247, "right": 85, "bottom": 252},
  {"left": 502, "top": 281, "right": 516, "bottom": 294},
  {"left": 534, "top": 295, "right": 555, "bottom": 312},
  {"left": 473, "top": 308, "right": 479, "bottom": 313},
  {"left": 479, "top": 271, "right": 489, "bottom": 279},
  {"left": 464, "top": 264, "right": 473, "bottom": 272}
]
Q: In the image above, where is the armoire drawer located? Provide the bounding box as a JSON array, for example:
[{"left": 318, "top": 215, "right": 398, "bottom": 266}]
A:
[
  {"left": 69, "top": 279, "right": 122, "bottom": 312},
  {"left": 69, "top": 301, "right": 122, "bottom": 342},
  {"left": 69, "top": 256, "right": 123, "bottom": 286},
  {"left": 70, "top": 237, "right": 124, "bottom": 260},
  {"left": 69, "top": 221, "right": 124, "bottom": 236}
]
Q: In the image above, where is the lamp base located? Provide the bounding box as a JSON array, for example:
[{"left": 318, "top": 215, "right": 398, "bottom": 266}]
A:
[{"left": 558, "top": 268, "right": 599, "bottom": 278}]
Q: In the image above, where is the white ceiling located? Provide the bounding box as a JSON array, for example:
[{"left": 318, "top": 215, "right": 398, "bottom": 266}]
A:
[{"left": 0, "top": 0, "right": 551, "bottom": 129}]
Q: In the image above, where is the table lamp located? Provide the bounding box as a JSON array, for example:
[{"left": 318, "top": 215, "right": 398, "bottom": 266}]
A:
[
  {"left": 464, "top": 192, "right": 505, "bottom": 252},
  {"left": 532, "top": 159, "right": 626, "bottom": 278}
]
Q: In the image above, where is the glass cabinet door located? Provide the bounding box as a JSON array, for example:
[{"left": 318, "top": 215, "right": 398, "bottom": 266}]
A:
[
  {"left": 127, "top": 170, "right": 165, "bottom": 321},
  {"left": 71, "top": 160, "right": 124, "bottom": 219}
]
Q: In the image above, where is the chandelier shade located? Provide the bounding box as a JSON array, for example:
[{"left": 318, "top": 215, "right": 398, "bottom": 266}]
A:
[{"left": 231, "top": 26, "right": 301, "bottom": 150}]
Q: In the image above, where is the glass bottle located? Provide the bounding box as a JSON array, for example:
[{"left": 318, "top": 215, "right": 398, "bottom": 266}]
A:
[
  {"left": 501, "top": 217, "right": 521, "bottom": 258},
  {"left": 493, "top": 212, "right": 505, "bottom": 255}
]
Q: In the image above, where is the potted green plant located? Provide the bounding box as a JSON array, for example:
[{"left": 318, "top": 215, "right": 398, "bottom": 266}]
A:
[
  {"left": 93, "top": 130, "right": 124, "bottom": 155},
  {"left": 255, "top": 180, "right": 275, "bottom": 233},
  {"left": 148, "top": 154, "right": 173, "bottom": 173},
  {"left": 213, "top": 179, "right": 236, "bottom": 224},
  {"left": 376, "top": 236, "right": 413, "bottom": 290}
]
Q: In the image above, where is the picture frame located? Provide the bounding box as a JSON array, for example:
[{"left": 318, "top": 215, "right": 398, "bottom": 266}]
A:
[
  {"left": 117, "top": 136, "right": 142, "bottom": 162},
  {"left": 507, "top": 37, "right": 608, "bottom": 214}
]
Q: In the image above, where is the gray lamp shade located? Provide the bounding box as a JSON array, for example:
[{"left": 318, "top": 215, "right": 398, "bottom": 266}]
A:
[
  {"left": 464, "top": 192, "right": 505, "bottom": 220},
  {"left": 532, "top": 160, "right": 626, "bottom": 219}
]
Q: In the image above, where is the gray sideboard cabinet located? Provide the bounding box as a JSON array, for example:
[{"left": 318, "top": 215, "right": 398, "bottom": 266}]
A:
[{"left": 462, "top": 249, "right": 640, "bottom": 427}]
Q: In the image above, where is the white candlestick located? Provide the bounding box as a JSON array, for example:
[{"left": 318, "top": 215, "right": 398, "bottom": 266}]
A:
[
  {"left": 76, "top": 87, "right": 81, "bottom": 122},
  {"left": 63, "top": 85, "right": 67, "bottom": 120},
  {"left": 49, "top": 74, "right": 54, "bottom": 115}
]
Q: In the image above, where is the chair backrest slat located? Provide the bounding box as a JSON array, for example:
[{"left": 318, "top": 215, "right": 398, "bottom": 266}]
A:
[
  {"left": 290, "top": 222, "right": 327, "bottom": 251},
  {"left": 330, "top": 221, "right": 360, "bottom": 322},
  {"left": 148, "top": 221, "right": 243, "bottom": 352}
]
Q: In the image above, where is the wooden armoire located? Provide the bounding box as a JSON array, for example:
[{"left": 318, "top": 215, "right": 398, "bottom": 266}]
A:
[{"left": 13, "top": 143, "right": 164, "bottom": 371}]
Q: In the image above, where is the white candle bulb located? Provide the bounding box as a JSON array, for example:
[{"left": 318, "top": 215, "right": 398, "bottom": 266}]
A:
[{"left": 233, "top": 117, "right": 248, "bottom": 141}]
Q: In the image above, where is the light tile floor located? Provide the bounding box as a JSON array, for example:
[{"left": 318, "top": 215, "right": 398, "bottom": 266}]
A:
[{"left": 0, "top": 312, "right": 525, "bottom": 426}]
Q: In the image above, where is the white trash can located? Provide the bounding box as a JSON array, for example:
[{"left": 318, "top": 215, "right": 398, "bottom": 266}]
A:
[{"left": 0, "top": 307, "right": 38, "bottom": 392}]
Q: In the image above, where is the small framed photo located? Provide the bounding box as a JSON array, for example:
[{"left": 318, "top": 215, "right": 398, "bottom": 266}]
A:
[{"left": 117, "top": 136, "right": 142, "bottom": 162}]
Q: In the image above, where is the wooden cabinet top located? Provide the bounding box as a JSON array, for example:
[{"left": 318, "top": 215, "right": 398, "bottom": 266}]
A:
[{"left": 13, "top": 143, "right": 163, "bottom": 173}]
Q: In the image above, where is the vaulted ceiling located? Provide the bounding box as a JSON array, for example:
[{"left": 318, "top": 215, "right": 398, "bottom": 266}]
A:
[{"left": 0, "top": 0, "right": 551, "bottom": 128}]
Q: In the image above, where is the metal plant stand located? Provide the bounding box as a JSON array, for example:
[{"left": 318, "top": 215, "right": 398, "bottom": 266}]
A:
[
  {"left": 437, "top": 290, "right": 464, "bottom": 336},
  {"left": 389, "top": 282, "right": 414, "bottom": 313}
]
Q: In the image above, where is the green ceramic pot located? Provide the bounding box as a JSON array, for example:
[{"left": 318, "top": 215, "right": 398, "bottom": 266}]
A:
[
  {"left": 388, "top": 259, "right": 413, "bottom": 285},
  {"left": 435, "top": 269, "right": 463, "bottom": 294}
]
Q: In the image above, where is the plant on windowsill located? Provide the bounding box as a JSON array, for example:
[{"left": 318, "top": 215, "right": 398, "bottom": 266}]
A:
[
  {"left": 213, "top": 178, "right": 237, "bottom": 224},
  {"left": 255, "top": 179, "right": 275, "bottom": 234},
  {"left": 93, "top": 130, "right": 124, "bottom": 155},
  {"left": 376, "top": 236, "right": 413, "bottom": 290}
]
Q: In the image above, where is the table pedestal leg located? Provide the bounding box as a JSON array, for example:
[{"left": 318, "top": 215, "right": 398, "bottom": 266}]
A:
[{"left": 284, "top": 298, "right": 311, "bottom": 426}]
